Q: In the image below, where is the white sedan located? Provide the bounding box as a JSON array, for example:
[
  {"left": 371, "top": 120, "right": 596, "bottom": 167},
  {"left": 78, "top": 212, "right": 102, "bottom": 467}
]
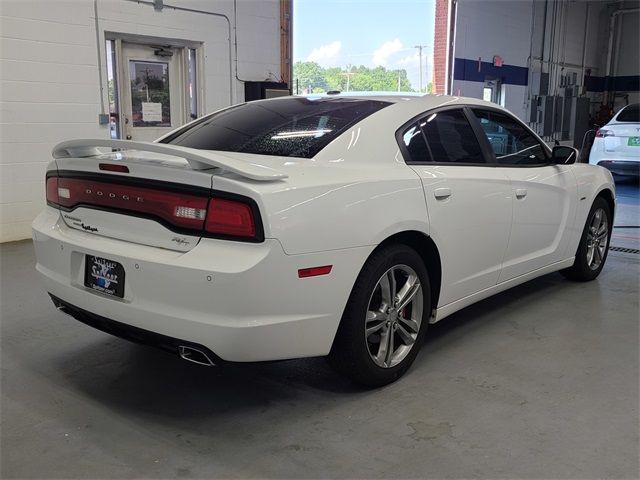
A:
[
  {"left": 33, "top": 94, "right": 615, "bottom": 386},
  {"left": 589, "top": 103, "right": 640, "bottom": 177}
]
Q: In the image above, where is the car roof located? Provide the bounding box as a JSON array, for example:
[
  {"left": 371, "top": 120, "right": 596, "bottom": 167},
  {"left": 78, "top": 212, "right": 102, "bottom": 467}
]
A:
[{"left": 298, "top": 92, "right": 506, "bottom": 113}]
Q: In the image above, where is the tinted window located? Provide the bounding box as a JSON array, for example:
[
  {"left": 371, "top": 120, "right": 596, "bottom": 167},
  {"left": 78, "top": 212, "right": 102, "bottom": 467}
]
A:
[
  {"left": 472, "top": 109, "right": 548, "bottom": 165},
  {"left": 420, "top": 109, "right": 485, "bottom": 163},
  {"left": 401, "top": 124, "right": 430, "bottom": 162},
  {"left": 617, "top": 104, "right": 639, "bottom": 122},
  {"left": 161, "top": 97, "right": 390, "bottom": 158}
]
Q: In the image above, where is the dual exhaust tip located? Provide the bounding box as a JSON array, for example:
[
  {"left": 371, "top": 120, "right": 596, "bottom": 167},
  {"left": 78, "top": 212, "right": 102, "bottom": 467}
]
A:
[
  {"left": 54, "top": 298, "right": 216, "bottom": 367},
  {"left": 178, "top": 345, "right": 216, "bottom": 366}
]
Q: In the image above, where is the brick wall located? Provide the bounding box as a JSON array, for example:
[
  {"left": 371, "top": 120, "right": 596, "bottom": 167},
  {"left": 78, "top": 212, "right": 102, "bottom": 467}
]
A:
[{"left": 433, "top": 0, "right": 450, "bottom": 94}]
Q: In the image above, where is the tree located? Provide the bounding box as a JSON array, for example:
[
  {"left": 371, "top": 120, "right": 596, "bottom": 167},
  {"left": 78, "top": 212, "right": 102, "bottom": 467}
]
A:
[
  {"left": 293, "top": 61, "right": 327, "bottom": 93},
  {"left": 293, "top": 62, "right": 416, "bottom": 93}
]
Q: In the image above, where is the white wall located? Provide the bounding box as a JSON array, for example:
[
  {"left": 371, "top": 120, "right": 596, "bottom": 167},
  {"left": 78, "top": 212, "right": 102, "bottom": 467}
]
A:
[
  {"left": 0, "top": 0, "right": 281, "bottom": 242},
  {"left": 611, "top": 6, "right": 640, "bottom": 106},
  {"left": 451, "top": 0, "right": 639, "bottom": 140},
  {"left": 451, "top": 0, "right": 532, "bottom": 120}
]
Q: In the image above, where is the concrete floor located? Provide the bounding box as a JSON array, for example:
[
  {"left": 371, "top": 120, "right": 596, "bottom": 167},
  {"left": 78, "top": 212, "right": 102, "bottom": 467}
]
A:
[{"left": 2, "top": 209, "right": 639, "bottom": 478}]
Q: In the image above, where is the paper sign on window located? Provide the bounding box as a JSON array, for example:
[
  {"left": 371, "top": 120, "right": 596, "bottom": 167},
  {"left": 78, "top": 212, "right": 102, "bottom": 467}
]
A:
[{"left": 142, "top": 102, "right": 162, "bottom": 122}]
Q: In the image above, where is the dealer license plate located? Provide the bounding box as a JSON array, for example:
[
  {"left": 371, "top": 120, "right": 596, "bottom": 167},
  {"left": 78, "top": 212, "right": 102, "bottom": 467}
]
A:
[
  {"left": 628, "top": 137, "right": 640, "bottom": 146},
  {"left": 84, "top": 255, "right": 125, "bottom": 298}
]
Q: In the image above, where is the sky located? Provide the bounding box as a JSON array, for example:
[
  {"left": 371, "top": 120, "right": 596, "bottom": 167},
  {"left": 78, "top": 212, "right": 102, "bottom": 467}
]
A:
[{"left": 293, "top": 0, "right": 436, "bottom": 91}]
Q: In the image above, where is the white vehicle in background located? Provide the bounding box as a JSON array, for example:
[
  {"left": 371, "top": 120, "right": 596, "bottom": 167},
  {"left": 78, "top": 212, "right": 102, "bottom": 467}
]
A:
[
  {"left": 589, "top": 103, "right": 640, "bottom": 177},
  {"left": 33, "top": 94, "right": 615, "bottom": 387}
]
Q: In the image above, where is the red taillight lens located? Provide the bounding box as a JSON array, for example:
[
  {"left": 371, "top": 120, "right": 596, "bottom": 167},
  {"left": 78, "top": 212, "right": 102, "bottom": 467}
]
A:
[
  {"left": 46, "top": 176, "right": 59, "bottom": 205},
  {"left": 53, "top": 177, "right": 209, "bottom": 230},
  {"left": 595, "top": 129, "right": 614, "bottom": 138},
  {"left": 99, "top": 163, "right": 130, "bottom": 173},
  {"left": 205, "top": 198, "right": 256, "bottom": 238},
  {"left": 45, "top": 174, "right": 261, "bottom": 241}
]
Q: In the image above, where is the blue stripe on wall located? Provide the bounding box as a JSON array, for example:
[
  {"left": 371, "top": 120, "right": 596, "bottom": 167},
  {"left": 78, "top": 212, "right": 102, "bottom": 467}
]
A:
[
  {"left": 453, "top": 58, "right": 528, "bottom": 86},
  {"left": 586, "top": 75, "right": 640, "bottom": 92},
  {"left": 454, "top": 57, "right": 640, "bottom": 92}
]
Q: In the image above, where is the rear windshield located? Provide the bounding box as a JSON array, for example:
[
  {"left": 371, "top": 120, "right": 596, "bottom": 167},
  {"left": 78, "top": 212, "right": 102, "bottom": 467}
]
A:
[
  {"left": 616, "top": 104, "right": 639, "bottom": 122},
  {"left": 161, "top": 97, "right": 391, "bottom": 158}
]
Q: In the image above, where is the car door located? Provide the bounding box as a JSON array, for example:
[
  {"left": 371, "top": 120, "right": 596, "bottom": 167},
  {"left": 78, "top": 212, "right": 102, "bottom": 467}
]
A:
[
  {"left": 469, "top": 108, "right": 577, "bottom": 282},
  {"left": 399, "top": 108, "right": 513, "bottom": 306}
]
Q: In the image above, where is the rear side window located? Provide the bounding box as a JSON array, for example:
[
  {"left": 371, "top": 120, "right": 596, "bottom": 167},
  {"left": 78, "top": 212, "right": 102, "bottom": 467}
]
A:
[
  {"left": 616, "top": 104, "right": 639, "bottom": 122},
  {"left": 472, "top": 109, "right": 548, "bottom": 165},
  {"left": 161, "top": 97, "right": 390, "bottom": 158},
  {"left": 420, "top": 109, "right": 485, "bottom": 164},
  {"left": 401, "top": 124, "right": 430, "bottom": 163}
]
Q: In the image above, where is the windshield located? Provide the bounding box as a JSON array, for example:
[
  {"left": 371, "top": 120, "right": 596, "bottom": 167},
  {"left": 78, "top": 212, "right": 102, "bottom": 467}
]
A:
[{"left": 161, "top": 97, "right": 391, "bottom": 158}]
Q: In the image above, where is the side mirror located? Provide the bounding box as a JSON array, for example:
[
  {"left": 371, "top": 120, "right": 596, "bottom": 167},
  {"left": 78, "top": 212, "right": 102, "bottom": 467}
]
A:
[{"left": 551, "top": 145, "right": 578, "bottom": 165}]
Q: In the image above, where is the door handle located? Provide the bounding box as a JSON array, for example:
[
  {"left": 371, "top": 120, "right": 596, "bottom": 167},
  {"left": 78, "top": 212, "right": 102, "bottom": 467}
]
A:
[
  {"left": 515, "top": 188, "right": 528, "bottom": 199},
  {"left": 434, "top": 187, "right": 451, "bottom": 200}
]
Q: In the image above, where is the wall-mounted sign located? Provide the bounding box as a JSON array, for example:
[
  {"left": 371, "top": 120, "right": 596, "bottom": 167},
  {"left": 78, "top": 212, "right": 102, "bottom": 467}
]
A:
[
  {"left": 142, "top": 102, "right": 162, "bottom": 122},
  {"left": 493, "top": 55, "right": 504, "bottom": 67}
]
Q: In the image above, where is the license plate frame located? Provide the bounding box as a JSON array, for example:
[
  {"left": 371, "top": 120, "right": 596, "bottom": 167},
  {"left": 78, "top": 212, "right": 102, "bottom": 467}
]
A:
[{"left": 84, "top": 255, "right": 125, "bottom": 298}]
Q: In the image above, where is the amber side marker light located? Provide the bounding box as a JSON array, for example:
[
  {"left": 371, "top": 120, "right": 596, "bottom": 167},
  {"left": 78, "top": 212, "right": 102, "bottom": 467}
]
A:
[{"left": 298, "top": 265, "right": 332, "bottom": 278}]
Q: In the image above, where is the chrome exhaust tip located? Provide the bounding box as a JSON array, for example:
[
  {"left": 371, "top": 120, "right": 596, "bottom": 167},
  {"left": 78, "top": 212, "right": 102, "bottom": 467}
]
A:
[{"left": 178, "top": 345, "right": 215, "bottom": 366}]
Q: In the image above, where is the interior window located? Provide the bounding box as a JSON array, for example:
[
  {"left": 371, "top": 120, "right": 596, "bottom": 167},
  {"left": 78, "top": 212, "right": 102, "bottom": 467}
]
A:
[
  {"left": 472, "top": 109, "right": 549, "bottom": 165},
  {"left": 401, "top": 124, "right": 430, "bottom": 163},
  {"left": 420, "top": 110, "right": 485, "bottom": 164}
]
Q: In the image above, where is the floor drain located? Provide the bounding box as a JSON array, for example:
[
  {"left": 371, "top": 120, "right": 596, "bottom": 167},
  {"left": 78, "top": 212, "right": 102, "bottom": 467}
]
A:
[{"left": 609, "top": 246, "right": 640, "bottom": 255}]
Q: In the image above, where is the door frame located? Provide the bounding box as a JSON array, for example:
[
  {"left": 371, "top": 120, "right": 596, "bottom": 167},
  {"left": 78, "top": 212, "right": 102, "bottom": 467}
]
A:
[{"left": 105, "top": 33, "right": 205, "bottom": 140}]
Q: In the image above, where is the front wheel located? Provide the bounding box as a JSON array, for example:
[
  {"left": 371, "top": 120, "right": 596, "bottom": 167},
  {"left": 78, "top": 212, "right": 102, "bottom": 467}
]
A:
[
  {"left": 561, "top": 197, "right": 612, "bottom": 281},
  {"left": 329, "top": 244, "right": 431, "bottom": 387}
]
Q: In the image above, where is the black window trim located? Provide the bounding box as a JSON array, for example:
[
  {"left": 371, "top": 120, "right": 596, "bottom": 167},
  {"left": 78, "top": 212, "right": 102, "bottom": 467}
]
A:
[{"left": 396, "top": 104, "right": 554, "bottom": 168}]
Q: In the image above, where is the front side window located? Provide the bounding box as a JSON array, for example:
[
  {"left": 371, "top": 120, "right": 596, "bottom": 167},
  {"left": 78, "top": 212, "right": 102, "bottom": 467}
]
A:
[
  {"left": 472, "top": 109, "right": 548, "bottom": 165},
  {"left": 420, "top": 109, "right": 485, "bottom": 164},
  {"left": 162, "top": 97, "right": 390, "bottom": 158}
]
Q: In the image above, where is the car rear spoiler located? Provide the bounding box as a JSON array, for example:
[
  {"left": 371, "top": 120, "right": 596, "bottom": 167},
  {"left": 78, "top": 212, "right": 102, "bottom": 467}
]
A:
[{"left": 52, "top": 139, "right": 288, "bottom": 181}]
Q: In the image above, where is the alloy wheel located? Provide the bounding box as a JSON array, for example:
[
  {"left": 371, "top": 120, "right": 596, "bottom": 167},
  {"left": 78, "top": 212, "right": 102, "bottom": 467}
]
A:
[
  {"left": 365, "top": 264, "right": 423, "bottom": 368},
  {"left": 586, "top": 207, "right": 608, "bottom": 270}
]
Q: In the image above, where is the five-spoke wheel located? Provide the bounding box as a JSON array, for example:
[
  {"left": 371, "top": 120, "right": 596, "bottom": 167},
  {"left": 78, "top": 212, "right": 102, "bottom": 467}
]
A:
[
  {"left": 562, "top": 196, "right": 612, "bottom": 281},
  {"left": 365, "top": 265, "right": 423, "bottom": 368},
  {"left": 329, "top": 244, "right": 430, "bottom": 387}
]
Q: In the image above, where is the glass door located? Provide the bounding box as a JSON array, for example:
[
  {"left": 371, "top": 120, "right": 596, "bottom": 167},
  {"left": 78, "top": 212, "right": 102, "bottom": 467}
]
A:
[{"left": 120, "top": 42, "right": 184, "bottom": 142}]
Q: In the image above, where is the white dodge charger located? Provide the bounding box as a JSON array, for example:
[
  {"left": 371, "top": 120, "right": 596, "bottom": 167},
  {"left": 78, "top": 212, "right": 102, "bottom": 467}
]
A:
[{"left": 33, "top": 94, "right": 615, "bottom": 386}]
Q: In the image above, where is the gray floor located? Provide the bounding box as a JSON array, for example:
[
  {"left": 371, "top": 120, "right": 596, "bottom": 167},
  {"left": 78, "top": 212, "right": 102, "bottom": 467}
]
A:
[{"left": 2, "top": 229, "right": 639, "bottom": 478}]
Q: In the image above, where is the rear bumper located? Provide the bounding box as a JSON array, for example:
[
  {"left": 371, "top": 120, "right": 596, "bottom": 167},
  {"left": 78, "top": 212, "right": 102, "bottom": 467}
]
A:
[
  {"left": 50, "top": 294, "right": 223, "bottom": 364},
  {"left": 595, "top": 160, "right": 640, "bottom": 177},
  {"left": 33, "top": 207, "right": 371, "bottom": 362}
]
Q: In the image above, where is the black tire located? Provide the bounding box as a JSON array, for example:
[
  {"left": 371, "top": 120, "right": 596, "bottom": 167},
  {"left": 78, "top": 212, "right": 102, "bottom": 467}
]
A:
[
  {"left": 561, "top": 196, "right": 612, "bottom": 281},
  {"left": 329, "top": 244, "right": 431, "bottom": 387}
]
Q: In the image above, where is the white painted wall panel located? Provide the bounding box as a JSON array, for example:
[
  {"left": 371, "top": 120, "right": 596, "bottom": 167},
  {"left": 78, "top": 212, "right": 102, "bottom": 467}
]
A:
[{"left": 0, "top": 0, "right": 281, "bottom": 242}]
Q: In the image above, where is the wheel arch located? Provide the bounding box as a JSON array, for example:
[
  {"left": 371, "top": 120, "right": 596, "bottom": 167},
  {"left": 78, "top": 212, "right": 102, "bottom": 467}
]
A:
[
  {"left": 376, "top": 230, "right": 442, "bottom": 314},
  {"left": 595, "top": 187, "right": 615, "bottom": 223}
]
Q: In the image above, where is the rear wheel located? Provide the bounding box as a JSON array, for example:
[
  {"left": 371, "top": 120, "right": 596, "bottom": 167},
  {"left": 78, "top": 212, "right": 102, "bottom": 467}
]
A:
[
  {"left": 329, "top": 244, "right": 431, "bottom": 387},
  {"left": 561, "top": 197, "right": 612, "bottom": 281}
]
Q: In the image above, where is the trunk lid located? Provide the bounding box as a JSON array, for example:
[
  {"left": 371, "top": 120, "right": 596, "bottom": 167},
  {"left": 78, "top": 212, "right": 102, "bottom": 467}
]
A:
[{"left": 50, "top": 140, "right": 286, "bottom": 251}]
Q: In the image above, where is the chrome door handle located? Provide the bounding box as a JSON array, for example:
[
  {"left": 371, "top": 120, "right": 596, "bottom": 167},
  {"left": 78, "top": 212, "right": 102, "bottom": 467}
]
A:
[
  {"left": 515, "top": 188, "right": 528, "bottom": 199},
  {"left": 434, "top": 187, "right": 451, "bottom": 200}
]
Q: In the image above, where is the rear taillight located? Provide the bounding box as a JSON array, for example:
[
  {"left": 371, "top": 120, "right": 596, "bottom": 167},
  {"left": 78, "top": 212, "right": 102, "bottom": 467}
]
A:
[
  {"left": 595, "top": 129, "right": 614, "bottom": 138},
  {"left": 205, "top": 198, "right": 256, "bottom": 238},
  {"left": 46, "top": 176, "right": 59, "bottom": 205},
  {"left": 44, "top": 174, "right": 262, "bottom": 241}
]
